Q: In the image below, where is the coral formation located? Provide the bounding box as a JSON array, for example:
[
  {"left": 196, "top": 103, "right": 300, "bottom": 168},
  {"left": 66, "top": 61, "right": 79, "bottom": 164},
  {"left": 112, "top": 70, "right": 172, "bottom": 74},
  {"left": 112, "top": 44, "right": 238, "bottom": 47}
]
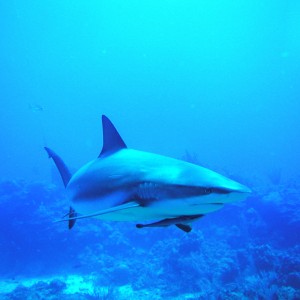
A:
[{"left": 0, "top": 175, "right": 299, "bottom": 299}]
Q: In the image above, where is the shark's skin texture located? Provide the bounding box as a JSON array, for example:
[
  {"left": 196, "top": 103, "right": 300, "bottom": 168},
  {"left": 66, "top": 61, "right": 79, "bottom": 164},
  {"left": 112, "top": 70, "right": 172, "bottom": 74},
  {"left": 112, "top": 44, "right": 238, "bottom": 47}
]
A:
[{"left": 46, "top": 115, "right": 251, "bottom": 231}]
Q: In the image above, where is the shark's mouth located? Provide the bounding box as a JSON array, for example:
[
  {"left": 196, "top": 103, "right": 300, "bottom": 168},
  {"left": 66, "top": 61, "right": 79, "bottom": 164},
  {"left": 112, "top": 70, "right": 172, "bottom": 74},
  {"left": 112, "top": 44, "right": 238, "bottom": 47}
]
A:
[
  {"left": 71, "top": 182, "right": 233, "bottom": 202},
  {"left": 135, "top": 182, "right": 233, "bottom": 203}
]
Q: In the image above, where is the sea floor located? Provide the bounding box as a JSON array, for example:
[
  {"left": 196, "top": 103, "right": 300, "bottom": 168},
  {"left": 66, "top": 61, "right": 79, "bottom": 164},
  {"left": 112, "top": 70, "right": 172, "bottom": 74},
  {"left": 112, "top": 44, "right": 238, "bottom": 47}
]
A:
[
  {"left": 1, "top": 180, "right": 300, "bottom": 299},
  {"left": 0, "top": 274, "right": 202, "bottom": 300}
]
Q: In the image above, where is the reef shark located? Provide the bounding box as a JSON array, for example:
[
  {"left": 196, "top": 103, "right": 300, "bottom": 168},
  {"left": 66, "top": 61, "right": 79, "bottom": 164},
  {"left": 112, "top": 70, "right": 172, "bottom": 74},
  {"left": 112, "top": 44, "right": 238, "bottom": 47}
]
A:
[{"left": 45, "top": 115, "right": 251, "bottom": 232}]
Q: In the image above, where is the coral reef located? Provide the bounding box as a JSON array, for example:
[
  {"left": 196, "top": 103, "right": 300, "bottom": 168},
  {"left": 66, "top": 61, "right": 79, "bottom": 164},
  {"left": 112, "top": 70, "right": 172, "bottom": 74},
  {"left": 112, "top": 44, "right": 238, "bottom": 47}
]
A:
[{"left": 0, "top": 174, "right": 299, "bottom": 299}]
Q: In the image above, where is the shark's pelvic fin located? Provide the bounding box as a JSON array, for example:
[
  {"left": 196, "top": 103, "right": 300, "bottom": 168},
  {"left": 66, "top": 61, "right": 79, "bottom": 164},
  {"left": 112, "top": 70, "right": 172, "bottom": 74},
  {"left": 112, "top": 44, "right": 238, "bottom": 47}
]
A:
[
  {"left": 61, "top": 207, "right": 78, "bottom": 230},
  {"left": 99, "top": 115, "right": 127, "bottom": 158},
  {"left": 68, "top": 206, "right": 77, "bottom": 229},
  {"left": 44, "top": 147, "right": 72, "bottom": 188},
  {"left": 54, "top": 201, "right": 139, "bottom": 223}
]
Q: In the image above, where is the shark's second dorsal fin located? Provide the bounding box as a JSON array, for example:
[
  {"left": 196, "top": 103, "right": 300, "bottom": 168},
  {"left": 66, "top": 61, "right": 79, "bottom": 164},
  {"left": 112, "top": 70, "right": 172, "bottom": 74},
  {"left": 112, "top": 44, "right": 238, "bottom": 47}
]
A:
[{"left": 99, "top": 115, "right": 127, "bottom": 157}]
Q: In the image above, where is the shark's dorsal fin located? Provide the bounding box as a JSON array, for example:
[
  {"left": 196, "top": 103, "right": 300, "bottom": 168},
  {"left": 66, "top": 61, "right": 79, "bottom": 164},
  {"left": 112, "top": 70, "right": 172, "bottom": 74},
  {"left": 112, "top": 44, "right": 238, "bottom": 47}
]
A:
[
  {"left": 99, "top": 115, "right": 127, "bottom": 157},
  {"left": 44, "top": 147, "right": 72, "bottom": 188}
]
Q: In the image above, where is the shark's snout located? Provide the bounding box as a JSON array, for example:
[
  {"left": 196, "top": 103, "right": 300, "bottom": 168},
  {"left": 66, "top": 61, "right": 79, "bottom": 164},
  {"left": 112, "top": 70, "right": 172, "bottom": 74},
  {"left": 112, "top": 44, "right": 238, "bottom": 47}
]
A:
[
  {"left": 228, "top": 182, "right": 252, "bottom": 194},
  {"left": 238, "top": 185, "right": 252, "bottom": 194},
  {"left": 215, "top": 175, "right": 251, "bottom": 195},
  {"left": 209, "top": 176, "right": 251, "bottom": 204}
]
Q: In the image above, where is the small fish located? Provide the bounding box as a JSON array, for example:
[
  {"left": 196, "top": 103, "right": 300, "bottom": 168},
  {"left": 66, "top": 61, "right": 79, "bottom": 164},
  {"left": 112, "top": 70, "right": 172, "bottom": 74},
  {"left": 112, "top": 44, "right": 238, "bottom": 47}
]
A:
[{"left": 29, "top": 103, "right": 44, "bottom": 112}]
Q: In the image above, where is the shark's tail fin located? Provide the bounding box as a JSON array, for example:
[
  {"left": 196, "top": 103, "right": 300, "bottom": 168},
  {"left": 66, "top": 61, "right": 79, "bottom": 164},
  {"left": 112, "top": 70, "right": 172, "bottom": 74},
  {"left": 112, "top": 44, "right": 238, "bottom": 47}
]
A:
[
  {"left": 44, "top": 147, "right": 72, "bottom": 188},
  {"left": 45, "top": 147, "right": 77, "bottom": 229}
]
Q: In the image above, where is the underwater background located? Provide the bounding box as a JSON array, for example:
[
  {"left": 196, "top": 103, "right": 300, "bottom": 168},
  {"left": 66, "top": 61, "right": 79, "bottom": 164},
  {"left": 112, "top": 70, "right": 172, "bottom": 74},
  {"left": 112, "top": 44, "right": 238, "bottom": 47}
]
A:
[{"left": 0, "top": 0, "right": 299, "bottom": 299}]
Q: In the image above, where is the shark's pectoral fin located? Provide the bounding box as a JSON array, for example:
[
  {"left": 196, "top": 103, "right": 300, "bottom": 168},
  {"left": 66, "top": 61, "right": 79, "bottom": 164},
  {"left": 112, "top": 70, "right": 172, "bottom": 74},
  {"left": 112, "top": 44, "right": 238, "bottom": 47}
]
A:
[
  {"left": 54, "top": 202, "right": 139, "bottom": 224},
  {"left": 136, "top": 221, "right": 192, "bottom": 232},
  {"left": 175, "top": 224, "right": 192, "bottom": 233},
  {"left": 136, "top": 214, "right": 205, "bottom": 232}
]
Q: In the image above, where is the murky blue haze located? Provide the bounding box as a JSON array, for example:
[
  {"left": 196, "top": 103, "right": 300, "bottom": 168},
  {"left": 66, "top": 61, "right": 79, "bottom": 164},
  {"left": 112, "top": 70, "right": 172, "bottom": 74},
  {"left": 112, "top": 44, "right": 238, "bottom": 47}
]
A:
[{"left": 0, "top": 1, "right": 299, "bottom": 299}]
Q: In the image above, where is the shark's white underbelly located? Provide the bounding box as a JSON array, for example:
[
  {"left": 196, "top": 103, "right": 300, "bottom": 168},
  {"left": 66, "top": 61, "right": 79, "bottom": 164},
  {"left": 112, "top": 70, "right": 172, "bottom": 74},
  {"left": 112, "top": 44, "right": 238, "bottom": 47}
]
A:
[
  {"left": 72, "top": 195, "right": 226, "bottom": 222},
  {"left": 95, "top": 204, "right": 224, "bottom": 221}
]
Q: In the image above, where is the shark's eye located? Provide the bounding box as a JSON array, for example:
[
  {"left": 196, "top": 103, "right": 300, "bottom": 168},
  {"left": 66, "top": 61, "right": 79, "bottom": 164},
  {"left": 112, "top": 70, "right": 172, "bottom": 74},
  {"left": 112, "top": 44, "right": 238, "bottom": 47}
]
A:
[{"left": 204, "top": 188, "right": 212, "bottom": 194}]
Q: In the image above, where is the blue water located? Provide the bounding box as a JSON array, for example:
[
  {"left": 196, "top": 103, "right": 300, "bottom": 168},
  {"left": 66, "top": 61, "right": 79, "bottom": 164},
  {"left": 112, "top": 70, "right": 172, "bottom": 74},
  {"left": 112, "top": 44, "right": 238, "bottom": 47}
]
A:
[{"left": 0, "top": 1, "right": 299, "bottom": 299}]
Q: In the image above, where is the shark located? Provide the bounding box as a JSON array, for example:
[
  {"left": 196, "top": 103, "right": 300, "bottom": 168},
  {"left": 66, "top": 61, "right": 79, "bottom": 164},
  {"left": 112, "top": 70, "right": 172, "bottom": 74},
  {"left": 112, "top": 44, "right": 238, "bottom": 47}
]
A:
[{"left": 45, "top": 115, "right": 251, "bottom": 232}]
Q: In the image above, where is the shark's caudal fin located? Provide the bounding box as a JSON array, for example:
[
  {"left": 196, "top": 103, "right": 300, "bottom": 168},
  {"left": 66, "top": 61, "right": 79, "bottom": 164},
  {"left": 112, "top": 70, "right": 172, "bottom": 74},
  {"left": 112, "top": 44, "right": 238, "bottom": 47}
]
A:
[
  {"left": 99, "top": 115, "right": 127, "bottom": 158},
  {"left": 44, "top": 147, "right": 72, "bottom": 187},
  {"left": 45, "top": 147, "right": 77, "bottom": 229}
]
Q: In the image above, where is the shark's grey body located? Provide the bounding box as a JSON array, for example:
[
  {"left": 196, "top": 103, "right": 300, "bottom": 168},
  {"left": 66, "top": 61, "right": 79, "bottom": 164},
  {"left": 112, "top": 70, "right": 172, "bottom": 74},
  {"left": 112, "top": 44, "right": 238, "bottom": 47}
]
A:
[{"left": 45, "top": 115, "right": 251, "bottom": 232}]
